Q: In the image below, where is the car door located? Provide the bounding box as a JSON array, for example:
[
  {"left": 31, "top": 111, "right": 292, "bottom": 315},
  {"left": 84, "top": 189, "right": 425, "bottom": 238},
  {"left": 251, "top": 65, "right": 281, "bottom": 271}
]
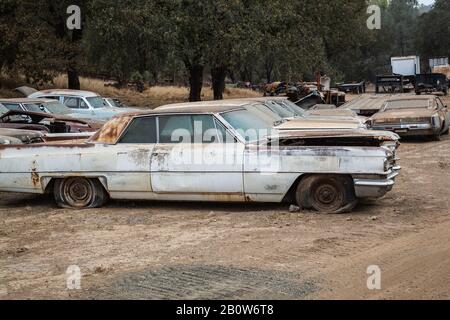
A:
[
  {"left": 112, "top": 116, "right": 157, "bottom": 193},
  {"left": 63, "top": 96, "right": 93, "bottom": 116},
  {"left": 150, "top": 114, "right": 245, "bottom": 200}
]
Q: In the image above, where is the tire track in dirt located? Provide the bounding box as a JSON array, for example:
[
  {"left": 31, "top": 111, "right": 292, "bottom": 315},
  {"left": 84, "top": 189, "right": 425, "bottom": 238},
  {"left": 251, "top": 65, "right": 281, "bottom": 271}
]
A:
[{"left": 80, "top": 265, "right": 317, "bottom": 300}]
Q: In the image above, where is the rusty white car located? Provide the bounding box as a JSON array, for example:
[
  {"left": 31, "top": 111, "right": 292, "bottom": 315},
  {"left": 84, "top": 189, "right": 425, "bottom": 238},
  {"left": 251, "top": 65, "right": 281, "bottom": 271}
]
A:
[{"left": 0, "top": 102, "right": 400, "bottom": 213}]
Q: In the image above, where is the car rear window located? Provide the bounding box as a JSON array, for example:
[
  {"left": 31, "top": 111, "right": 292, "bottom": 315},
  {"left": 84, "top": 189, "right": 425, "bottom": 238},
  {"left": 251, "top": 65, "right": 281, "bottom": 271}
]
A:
[
  {"left": 385, "top": 100, "right": 430, "bottom": 110},
  {"left": 119, "top": 117, "right": 157, "bottom": 144}
]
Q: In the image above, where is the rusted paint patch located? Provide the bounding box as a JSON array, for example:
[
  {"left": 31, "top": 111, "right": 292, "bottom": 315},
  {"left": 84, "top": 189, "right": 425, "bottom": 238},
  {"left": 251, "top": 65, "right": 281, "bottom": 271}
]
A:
[
  {"left": 31, "top": 160, "right": 39, "bottom": 187},
  {"left": 89, "top": 115, "right": 134, "bottom": 144}
]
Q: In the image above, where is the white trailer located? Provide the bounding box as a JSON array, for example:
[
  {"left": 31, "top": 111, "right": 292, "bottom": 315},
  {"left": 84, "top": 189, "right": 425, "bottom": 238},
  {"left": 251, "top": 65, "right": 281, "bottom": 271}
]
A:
[
  {"left": 429, "top": 57, "right": 449, "bottom": 70},
  {"left": 391, "top": 56, "right": 421, "bottom": 76}
]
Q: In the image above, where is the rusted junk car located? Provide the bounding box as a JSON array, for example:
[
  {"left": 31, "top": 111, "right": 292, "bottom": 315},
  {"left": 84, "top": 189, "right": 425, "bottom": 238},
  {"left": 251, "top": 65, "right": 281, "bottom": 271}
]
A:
[
  {"left": 369, "top": 95, "right": 449, "bottom": 140},
  {"left": 0, "top": 110, "right": 99, "bottom": 134},
  {"left": 0, "top": 102, "right": 400, "bottom": 213}
]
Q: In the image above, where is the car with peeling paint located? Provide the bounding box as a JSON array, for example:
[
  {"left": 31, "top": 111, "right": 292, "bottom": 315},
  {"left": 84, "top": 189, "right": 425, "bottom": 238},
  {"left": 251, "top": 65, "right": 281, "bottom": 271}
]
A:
[
  {"left": 0, "top": 109, "right": 100, "bottom": 134},
  {"left": 0, "top": 102, "right": 400, "bottom": 213},
  {"left": 369, "top": 95, "right": 450, "bottom": 140},
  {"left": 0, "top": 98, "right": 106, "bottom": 125}
]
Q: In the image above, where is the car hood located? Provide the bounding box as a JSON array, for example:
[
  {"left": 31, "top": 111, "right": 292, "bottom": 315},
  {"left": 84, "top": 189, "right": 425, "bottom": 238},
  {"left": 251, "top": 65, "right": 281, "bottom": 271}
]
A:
[
  {"left": 271, "top": 128, "right": 399, "bottom": 141},
  {"left": 260, "top": 129, "right": 399, "bottom": 149},
  {"left": 307, "top": 108, "right": 355, "bottom": 117},
  {"left": 277, "top": 118, "right": 363, "bottom": 130},
  {"left": 371, "top": 108, "right": 436, "bottom": 121}
]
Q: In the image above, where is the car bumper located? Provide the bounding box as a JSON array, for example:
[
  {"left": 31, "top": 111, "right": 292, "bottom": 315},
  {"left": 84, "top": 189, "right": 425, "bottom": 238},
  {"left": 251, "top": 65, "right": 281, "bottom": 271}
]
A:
[
  {"left": 372, "top": 123, "right": 439, "bottom": 136},
  {"left": 353, "top": 166, "right": 401, "bottom": 199}
]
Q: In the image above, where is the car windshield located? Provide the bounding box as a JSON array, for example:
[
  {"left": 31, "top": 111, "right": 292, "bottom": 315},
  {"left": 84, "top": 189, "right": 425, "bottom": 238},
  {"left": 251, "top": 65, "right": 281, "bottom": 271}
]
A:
[
  {"left": 105, "top": 98, "right": 121, "bottom": 108},
  {"left": 220, "top": 109, "right": 274, "bottom": 142},
  {"left": 384, "top": 99, "right": 430, "bottom": 110},
  {"left": 87, "top": 97, "right": 106, "bottom": 109},
  {"left": 277, "top": 100, "right": 307, "bottom": 117},
  {"left": 41, "top": 101, "right": 73, "bottom": 115},
  {"left": 263, "top": 101, "right": 296, "bottom": 118}
]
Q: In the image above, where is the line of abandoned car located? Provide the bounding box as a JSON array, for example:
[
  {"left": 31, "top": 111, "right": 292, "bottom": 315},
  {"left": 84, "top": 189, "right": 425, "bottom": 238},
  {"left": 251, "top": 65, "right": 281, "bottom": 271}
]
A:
[{"left": 0, "top": 86, "right": 448, "bottom": 213}]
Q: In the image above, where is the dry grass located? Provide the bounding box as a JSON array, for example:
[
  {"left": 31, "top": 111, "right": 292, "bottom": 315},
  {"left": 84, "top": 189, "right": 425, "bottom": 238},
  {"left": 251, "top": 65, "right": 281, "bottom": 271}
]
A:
[{"left": 52, "top": 74, "right": 260, "bottom": 109}]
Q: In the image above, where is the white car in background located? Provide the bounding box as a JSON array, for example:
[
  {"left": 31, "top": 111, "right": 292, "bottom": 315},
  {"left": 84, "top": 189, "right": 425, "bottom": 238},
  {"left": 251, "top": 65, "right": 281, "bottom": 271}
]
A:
[{"left": 16, "top": 87, "right": 134, "bottom": 120}]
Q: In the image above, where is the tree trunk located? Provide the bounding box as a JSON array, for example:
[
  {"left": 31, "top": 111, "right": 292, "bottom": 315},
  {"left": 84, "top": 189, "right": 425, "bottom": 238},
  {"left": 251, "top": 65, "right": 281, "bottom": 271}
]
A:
[
  {"left": 67, "top": 68, "right": 80, "bottom": 90},
  {"left": 211, "top": 66, "right": 227, "bottom": 100},
  {"left": 186, "top": 63, "right": 203, "bottom": 102},
  {"left": 67, "top": 27, "right": 82, "bottom": 90}
]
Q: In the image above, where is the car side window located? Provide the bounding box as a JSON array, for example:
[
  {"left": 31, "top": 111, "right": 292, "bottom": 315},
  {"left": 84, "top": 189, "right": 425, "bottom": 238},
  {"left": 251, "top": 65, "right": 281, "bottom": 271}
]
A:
[
  {"left": 192, "top": 115, "right": 219, "bottom": 143},
  {"left": 41, "top": 96, "right": 59, "bottom": 101},
  {"left": 119, "top": 116, "right": 157, "bottom": 144},
  {"left": 157, "top": 115, "right": 222, "bottom": 144},
  {"left": 158, "top": 115, "right": 194, "bottom": 144},
  {"left": 23, "top": 103, "right": 44, "bottom": 113},
  {"left": 64, "top": 97, "right": 80, "bottom": 109},
  {"left": 2, "top": 103, "right": 23, "bottom": 111},
  {"left": 80, "top": 99, "right": 89, "bottom": 109}
]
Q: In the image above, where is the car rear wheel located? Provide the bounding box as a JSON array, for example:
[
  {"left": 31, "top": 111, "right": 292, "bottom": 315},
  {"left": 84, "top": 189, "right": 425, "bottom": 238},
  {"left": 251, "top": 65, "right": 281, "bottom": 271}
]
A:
[
  {"left": 296, "top": 175, "right": 356, "bottom": 213},
  {"left": 54, "top": 177, "right": 108, "bottom": 209}
]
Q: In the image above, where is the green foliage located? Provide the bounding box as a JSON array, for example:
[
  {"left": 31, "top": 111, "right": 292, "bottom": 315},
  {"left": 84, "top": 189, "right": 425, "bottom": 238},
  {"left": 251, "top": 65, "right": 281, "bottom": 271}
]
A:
[
  {"left": 416, "top": 0, "right": 450, "bottom": 60},
  {"left": 0, "top": 0, "right": 448, "bottom": 92}
]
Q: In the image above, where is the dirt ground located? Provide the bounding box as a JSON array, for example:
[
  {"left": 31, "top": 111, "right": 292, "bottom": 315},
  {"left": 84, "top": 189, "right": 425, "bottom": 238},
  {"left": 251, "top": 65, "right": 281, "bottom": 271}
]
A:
[{"left": 1, "top": 99, "right": 450, "bottom": 300}]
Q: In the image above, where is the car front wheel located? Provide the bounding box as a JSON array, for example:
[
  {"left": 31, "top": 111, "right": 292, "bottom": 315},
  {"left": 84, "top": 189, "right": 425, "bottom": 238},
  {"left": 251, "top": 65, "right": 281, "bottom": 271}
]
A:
[
  {"left": 54, "top": 177, "right": 109, "bottom": 209},
  {"left": 296, "top": 175, "right": 356, "bottom": 214}
]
